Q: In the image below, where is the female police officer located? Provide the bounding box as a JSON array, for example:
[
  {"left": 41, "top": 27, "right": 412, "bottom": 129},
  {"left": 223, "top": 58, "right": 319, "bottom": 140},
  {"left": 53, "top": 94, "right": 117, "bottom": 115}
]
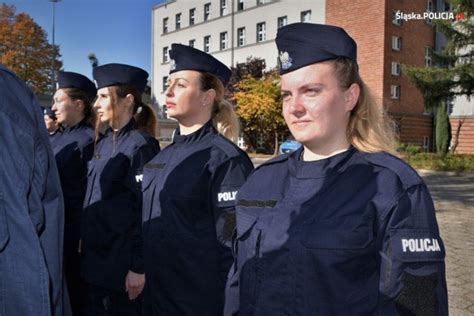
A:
[
  {"left": 225, "top": 23, "right": 448, "bottom": 315},
  {"left": 51, "top": 71, "right": 96, "bottom": 315},
  {"left": 81, "top": 63, "right": 160, "bottom": 315},
  {"left": 141, "top": 44, "right": 253, "bottom": 315}
]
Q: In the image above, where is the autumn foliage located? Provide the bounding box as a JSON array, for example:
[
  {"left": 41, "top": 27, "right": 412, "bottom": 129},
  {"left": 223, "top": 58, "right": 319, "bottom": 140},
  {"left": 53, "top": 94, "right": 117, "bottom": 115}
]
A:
[{"left": 0, "top": 4, "right": 62, "bottom": 94}]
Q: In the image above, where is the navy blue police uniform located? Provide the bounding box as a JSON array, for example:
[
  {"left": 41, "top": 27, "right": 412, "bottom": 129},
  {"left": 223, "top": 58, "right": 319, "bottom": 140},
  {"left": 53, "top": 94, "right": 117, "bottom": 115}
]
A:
[
  {"left": 142, "top": 44, "right": 254, "bottom": 315},
  {"left": 224, "top": 23, "right": 448, "bottom": 316},
  {"left": 81, "top": 64, "right": 160, "bottom": 315},
  {"left": 53, "top": 71, "right": 97, "bottom": 315},
  {"left": 0, "top": 64, "right": 69, "bottom": 315}
]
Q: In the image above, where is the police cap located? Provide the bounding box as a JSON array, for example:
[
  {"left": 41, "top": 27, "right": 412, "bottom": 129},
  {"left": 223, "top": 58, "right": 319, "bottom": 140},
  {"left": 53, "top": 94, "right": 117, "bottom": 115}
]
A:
[
  {"left": 275, "top": 23, "right": 357, "bottom": 75},
  {"left": 93, "top": 63, "right": 149, "bottom": 93},
  {"left": 57, "top": 71, "right": 97, "bottom": 101},
  {"left": 169, "top": 43, "right": 232, "bottom": 87}
]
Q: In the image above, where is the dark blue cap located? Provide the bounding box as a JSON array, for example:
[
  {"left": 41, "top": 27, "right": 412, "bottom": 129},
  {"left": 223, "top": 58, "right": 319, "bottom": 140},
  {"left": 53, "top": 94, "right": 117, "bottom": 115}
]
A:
[
  {"left": 42, "top": 106, "right": 56, "bottom": 119},
  {"left": 275, "top": 23, "right": 357, "bottom": 75},
  {"left": 57, "top": 71, "right": 97, "bottom": 101},
  {"left": 93, "top": 63, "right": 149, "bottom": 93},
  {"left": 169, "top": 43, "right": 232, "bottom": 87}
]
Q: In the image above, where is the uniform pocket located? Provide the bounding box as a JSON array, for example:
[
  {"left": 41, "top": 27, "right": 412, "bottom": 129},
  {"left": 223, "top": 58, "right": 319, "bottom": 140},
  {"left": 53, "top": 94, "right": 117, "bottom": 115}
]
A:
[{"left": 302, "top": 225, "right": 372, "bottom": 250}]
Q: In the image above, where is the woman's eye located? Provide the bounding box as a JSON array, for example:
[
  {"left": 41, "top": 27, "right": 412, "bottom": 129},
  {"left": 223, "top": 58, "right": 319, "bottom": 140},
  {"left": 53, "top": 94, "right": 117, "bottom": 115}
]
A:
[
  {"left": 177, "top": 83, "right": 185, "bottom": 88},
  {"left": 305, "top": 88, "right": 320, "bottom": 96}
]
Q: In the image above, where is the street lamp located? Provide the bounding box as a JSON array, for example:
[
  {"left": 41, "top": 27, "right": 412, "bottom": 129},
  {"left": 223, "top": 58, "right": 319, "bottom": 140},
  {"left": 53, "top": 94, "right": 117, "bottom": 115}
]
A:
[{"left": 50, "top": 0, "right": 61, "bottom": 94}]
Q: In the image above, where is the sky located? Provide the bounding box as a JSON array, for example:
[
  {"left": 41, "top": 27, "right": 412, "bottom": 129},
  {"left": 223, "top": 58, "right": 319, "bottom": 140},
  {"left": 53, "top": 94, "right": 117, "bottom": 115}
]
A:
[{"left": 3, "top": 0, "right": 166, "bottom": 80}]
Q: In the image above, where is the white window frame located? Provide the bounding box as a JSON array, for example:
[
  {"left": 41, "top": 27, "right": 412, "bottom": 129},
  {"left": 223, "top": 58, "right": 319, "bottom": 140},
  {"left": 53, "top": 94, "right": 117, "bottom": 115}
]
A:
[
  {"left": 204, "top": 35, "right": 211, "bottom": 53},
  {"left": 278, "top": 16, "right": 288, "bottom": 28},
  {"left": 162, "top": 46, "right": 169, "bottom": 63},
  {"left": 204, "top": 3, "right": 211, "bottom": 21},
  {"left": 220, "top": 32, "right": 228, "bottom": 50},
  {"left": 163, "top": 17, "right": 168, "bottom": 33},
  {"left": 426, "top": 0, "right": 434, "bottom": 24},
  {"left": 391, "top": 62, "right": 401, "bottom": 76},
  {"left": 189, "top": 8, "right": 195, "bottom": 25},
  {"left": 392, "top": 10, "right": 402, "bottom": 25},
  {"left": 189, "top": 39, "right": 195, "bottom": 48},
  {"left": 301, "top": 10, "right": 311, "bottom": 22},
  {"left": 392, "top": 36, "right": 402, "bottom": 51},
  {"left": 237, "top": 27, "right": 246, "bottom": 47},
  {"left": 238, "top": 0, "right": 245, "bottom": 11},
  {"left": 220, "top": 0, "right": 228, "bottom": 16},
  {"left": 425, "top": 47, "right": 432, "bottom": 67},
  {"left": 175, "top": 13, "right": 181, "bottom": 30},
  {"left": 257, "top": 22, "right": 266, "bottom": 43},
  {"left": 390, "top": 85, "right": 401, "bottom": 99},
  {"left": 162, "top": 76, "right": 169, "bottom": 93}
]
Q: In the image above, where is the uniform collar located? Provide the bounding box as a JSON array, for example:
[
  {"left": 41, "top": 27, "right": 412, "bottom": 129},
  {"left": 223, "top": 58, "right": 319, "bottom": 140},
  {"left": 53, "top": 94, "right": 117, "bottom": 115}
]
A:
[
  {"left": 173, "top": 120, "right": 216, "bottom": 145},
  {"left": 288, "top": 146, "right": 356, "bottom": 178},
  {"left": 106, "top": 118, "right": 137, "bottom": 138},
  {"left": 62, "top": 118, "right": 89, "bottom": 134}
]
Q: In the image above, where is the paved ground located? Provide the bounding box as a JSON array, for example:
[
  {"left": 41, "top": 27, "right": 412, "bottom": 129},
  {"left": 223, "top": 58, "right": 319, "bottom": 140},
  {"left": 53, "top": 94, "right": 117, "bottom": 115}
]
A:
[
  {"left": 419, "top": 170, "right": 474, "bottom": 316},
  {"left": 251, "top": 159, "right": 474, "bottom": 315}
]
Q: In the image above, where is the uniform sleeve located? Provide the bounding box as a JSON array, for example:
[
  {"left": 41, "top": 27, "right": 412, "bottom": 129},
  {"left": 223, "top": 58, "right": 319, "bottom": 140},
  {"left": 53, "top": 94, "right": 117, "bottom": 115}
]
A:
[
  {"left": 378, "top": 183, "right": 448, "bottom": 315},
  {"left": 125, "top": 141, "right": 160, "bottom": 273},
  {"left": 211, "top": 156, "right": 253, "bottom": 282}
]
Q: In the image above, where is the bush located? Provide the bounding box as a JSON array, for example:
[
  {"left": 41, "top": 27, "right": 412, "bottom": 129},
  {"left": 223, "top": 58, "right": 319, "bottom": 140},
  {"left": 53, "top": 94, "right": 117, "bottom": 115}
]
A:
[{"left": 402, "top": 153, "right": 474, "bottom": 172}]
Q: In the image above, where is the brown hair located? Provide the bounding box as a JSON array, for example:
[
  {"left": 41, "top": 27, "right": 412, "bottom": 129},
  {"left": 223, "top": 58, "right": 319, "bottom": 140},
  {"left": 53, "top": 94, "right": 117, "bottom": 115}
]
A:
[
  {"left": 331, "top": 58, "right": 397, "bottom": 155},
  {"left": 63, "top": 87, "right": 96, "bottom": 127},
  {"left": 199, "top": 73, "right": 240, "bottom": 143}
]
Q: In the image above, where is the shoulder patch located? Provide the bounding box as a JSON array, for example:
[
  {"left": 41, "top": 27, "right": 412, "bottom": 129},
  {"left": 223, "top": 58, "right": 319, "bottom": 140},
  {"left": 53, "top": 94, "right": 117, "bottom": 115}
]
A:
[{"left": 360, "top": 152, "right": 422, "bottom": 189}]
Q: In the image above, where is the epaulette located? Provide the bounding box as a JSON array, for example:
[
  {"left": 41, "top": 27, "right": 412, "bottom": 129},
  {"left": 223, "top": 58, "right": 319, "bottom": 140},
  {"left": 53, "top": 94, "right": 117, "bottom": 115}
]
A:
[
  {"left": 360, "top": 152, "right": 423, "bottom": 189},
  {"left": 254, "top": 153, "right": 290, "bottom": 171},
  {"left": 213, "top": 134, "right": 249, "bottom": 159}
]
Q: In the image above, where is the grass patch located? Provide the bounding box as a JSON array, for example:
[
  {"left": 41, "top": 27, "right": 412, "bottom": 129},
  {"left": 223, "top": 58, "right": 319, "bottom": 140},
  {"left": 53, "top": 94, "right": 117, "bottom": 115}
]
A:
[{"left": 401, "top": 152, "right": 474, "bottom": 172}]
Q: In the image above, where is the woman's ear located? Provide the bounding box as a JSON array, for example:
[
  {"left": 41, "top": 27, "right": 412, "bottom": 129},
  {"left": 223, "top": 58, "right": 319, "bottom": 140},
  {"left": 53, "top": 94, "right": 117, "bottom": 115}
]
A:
[
  {"left": 74, "top": 99, "right": 85, "bottom": 112},
  {"left": 345, "top": 83, "right": 360, "bottom": 112},
  {"left": 125, "top": 93, "right": 135, "bottom": 108},
  {"left": 203, "top": 89, "right": 216, "bottom": 107}
]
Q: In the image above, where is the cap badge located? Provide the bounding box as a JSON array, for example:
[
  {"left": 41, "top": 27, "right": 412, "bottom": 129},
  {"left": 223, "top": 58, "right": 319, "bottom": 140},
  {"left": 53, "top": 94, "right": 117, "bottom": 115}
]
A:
[
  {"left": 279, "top": 51, "right": 293, "bottom": 70},
  {"left": 170, "top": 59, "right": 176, "bottom": 71}
]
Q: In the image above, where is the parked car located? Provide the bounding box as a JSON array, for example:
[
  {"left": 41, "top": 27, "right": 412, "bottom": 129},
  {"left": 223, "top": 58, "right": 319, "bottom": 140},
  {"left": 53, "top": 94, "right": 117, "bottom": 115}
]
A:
[{"left": 279, "top": 139, "right": 302, "bottom": 154}]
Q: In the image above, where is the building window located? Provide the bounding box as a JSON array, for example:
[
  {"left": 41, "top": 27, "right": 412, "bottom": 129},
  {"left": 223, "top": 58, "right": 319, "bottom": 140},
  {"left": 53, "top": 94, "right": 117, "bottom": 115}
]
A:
[
  {"left": 301, "top": 10, "right": 311, "bottom": 22},
  {"left": 204, "top": 3, "right": 211, "bottom": 21},
  {"left": 162, "top": 46, "right": 169, "bottom": 63},
  {"left": 175, "top": 13, "right": 181, "bottom": 30},
  {"left": 163, "top": 18, "right": 168, "bottom": 33},
  {"left": 257, "top": 0, "right": 268, "bottom": 5},
  {"left": 257, "top": 22, "right": 266, "bottom": 42},
  {"left": 189, "top": 39, "right": 195, "bottom": 48},
  {"left": 426, "top": 0, "right": 434, "bottom": 24},
  {"left": 425, "top": 47, "right": 432, "bottom": 67},
  {"left": 277, "top": 16, "right": 288, "bottom": 28},
  {"left": 423, "top": 136, "right": 430, "bottom": 151},
  {"left": 220, "top": 32, "right": 228, "bottom": 50},
  {"left": 238, "top": 0, "right": 245, "bottom": 11},
  {"left": 189, "top": 8, "right": 195, "bottom": 25},
  {"left": 390, "top": 85, "right": 401, "bottom": 99},
  {"left": 392, "top": 11, "right": 402, "bottom": 25},
  {"left": 220, "top": 0, "right": 228, "bottom": 16},
  {"left": 391, "top": 62, "right": 401, "bottom": 76},
  {"left": 237, "top": 27, "right": 246, "bottom": 47},
  {"left": 162, "top": 76, "right": 169, "bottom": 92},
  {"left": 204, "top": 35, "right": 211, "bottom": 53},
  {"left": 392, "top": 36, "right": 402, "bottom": 50}
]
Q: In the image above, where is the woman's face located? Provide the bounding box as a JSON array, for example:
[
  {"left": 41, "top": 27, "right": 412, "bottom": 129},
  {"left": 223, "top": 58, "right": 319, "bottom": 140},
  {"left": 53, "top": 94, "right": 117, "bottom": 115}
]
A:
[
  {"left": 280, "top": 61, "right": 358, "bottom": 151},
  {"left": 51, "top": 89, "right": 82, "bottom": 126},
  {"left": 94, "top": 87, "right": 129, "bottom": 125},
  {"left": 164, "top": 70, "right": 210, "bottom": 121}
]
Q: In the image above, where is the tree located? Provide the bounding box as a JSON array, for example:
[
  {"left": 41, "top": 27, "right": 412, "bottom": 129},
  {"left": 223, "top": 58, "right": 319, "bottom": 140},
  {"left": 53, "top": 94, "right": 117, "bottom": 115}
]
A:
[
  {"left": 435, "top": 101, "right": 451, "bottom": 156},
  {"left": 406, "top": 0, "right": 473, "bottom": 155},
  {"left": 233, "top": 70, "right": 287, "bottom": 155},
  {"left": 0, "top": 4, "right": 62, "bottom": 94}
]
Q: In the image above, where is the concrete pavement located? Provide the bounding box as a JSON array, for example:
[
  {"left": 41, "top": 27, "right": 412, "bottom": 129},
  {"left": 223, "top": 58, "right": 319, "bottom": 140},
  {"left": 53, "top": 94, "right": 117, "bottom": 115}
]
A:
[{"left": 419, "top": 170, "right": 474, "bottom": 316}]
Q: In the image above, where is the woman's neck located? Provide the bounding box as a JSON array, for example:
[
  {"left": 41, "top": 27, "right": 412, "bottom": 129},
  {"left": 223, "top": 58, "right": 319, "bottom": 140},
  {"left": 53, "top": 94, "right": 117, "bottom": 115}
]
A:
[
  {"left": 178, "top": 114, "right": 211, "bottom": 135},
  {"left": 111, "top": 114, "right": 132, "bottom": 132},
  {"left": 302, "top": 138, "right": 351, "bottom": 161}
]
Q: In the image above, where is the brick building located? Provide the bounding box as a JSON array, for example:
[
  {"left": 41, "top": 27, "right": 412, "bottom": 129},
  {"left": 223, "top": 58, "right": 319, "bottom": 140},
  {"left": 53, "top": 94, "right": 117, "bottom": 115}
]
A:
[{"left": 326, "top": 0, "right": 436, "bottom": 151}]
